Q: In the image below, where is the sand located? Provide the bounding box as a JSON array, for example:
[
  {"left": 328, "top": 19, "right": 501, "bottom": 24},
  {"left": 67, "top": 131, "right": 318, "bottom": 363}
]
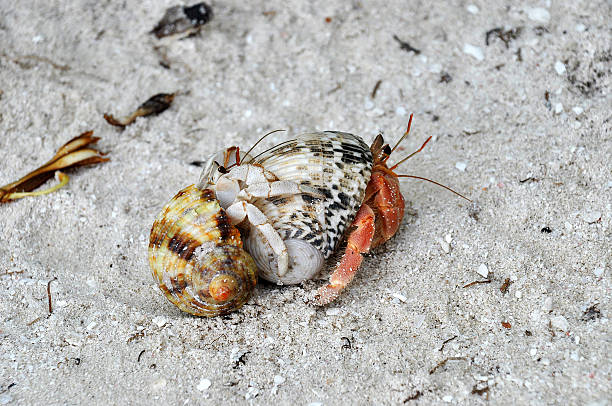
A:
[{"left": 0, "top": 0, "right": 610, "bottom": 404}]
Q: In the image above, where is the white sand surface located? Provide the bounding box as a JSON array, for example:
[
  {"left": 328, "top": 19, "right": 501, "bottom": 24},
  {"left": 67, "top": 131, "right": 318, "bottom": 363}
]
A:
[{"left": 0, "top": 1, "right": 610, "bottom": 404}]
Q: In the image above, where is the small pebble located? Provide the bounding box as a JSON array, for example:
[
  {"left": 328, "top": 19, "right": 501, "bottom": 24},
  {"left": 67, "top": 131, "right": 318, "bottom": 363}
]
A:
[
  {"left": 542, "top": 297, "right": 553, "bottom": 312},
  {"left": 515, "top": 290, "right": 522, "bottom": 299},
  {"left": 245, "top": 386, "right": 259, "bottom": 400},
  {"left": 553, "top": 103, "right": 563, "bottom": 115},
  {"left": 151, "top": 377, "right": 167, "bottom": 391},
  {"left": 527, "top": 8, "right": 551, "bottom": 24},
  {"left": 271, "top": 375, "right": 285, "bottom": 395},
  {"left": 0, "top": 395, "right": 13, "bottom": 405},
  {"left": 529, "top": 348, "right": 537, "bottom": 356},
  {"left": 572, "top": 106, "right": 584, "bottom": 115},
  {"left": 307, "top": 403, "right": 323, "bottom": 406},
  {"left": 593, "top": 268, "right": 604, "bottom": 277},
  {"left": 152, "top": 316, "right": 167, "bottom": 328},
  {"left": 392, "top": 292, "right": 407, "bottom": 302},
  {"left": 477, "top": 263, "right": 489, "bottom": 278},
  {"left": 395, "top": 106, "right": 407, "bottom": 116},
  {"left": 466, "top": 4, "right": 479, "bottom": 14},
  {"left": 438, "top": 238, "right": 450, "bottom": 254},
  {"left": 554, "top": 61, "right": 566, "bottom": 75},
  {"left": 443, "top": 395, "right": 453, "bottom": 402},
  {"left": 463, "top": 44, "right": 484, "bottom": 61},
  {"left": 414, "top": 314, "right": 426, "bottom": 329},
  {"left": 369, "top": 108, "right": 385, "bottom": 117},
  {"left": 197, "top": 378, "right": 212, "bottom": 392},
  {"left": 455, "top": 162, "right": 467, "bottom": 172},
  {"left": 230, "top": 348, "right": 248, "bottom": 363},
  {"left": 445, "top": 234, "right": 452, "bottom": 244},
  {"left": 550, "top": 315, "right": 569, "bottom": 332},
  {"left": 326, "top": 308, "right": 341, "bottom": 316},
  {"left": 64, "top": 335, "right": 83, "bottom": 347},
  {"left": 583, "top": 211, "right": 601, "bottom": 223},
  {"left": 575, "top": 23, "right": 586, "bottom": 32},
  {"left": 429, "top": 63, "right": 442, "bottom": 73}
]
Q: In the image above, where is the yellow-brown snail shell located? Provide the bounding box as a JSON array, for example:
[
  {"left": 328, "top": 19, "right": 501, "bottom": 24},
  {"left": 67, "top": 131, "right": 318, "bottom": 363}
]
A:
[{"left": 148, "top": 184, "right": 257, "bottom": 317}]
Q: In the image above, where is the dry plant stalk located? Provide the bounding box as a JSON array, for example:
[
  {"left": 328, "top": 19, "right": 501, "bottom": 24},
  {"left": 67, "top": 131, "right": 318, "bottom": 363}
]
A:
[
  {"left": 104, "top": 93, "right": 175, "bottom": 128},
  {"left": 0, "top": 131, "right": 108, "bottom": 203}
]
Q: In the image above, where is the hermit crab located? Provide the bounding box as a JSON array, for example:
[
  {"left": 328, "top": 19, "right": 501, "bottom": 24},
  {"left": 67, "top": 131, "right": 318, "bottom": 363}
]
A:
[{"left": 149, "top": 115, "right": 469, "bottom": 316}]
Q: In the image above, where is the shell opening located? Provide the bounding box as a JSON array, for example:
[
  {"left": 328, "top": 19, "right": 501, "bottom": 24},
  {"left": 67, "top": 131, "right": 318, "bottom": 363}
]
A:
[{"left": 246, "top": 232, "right": 324, "bottom": 284}]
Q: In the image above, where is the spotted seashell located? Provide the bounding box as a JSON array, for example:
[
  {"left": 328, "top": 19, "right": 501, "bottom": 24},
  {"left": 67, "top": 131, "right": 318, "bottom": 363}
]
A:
[
  {"left": 244, "top": 131, "right": 373, "bottom": 284},
  {"left": 149, "top": 185, "right": 257, "bottom": 316}
]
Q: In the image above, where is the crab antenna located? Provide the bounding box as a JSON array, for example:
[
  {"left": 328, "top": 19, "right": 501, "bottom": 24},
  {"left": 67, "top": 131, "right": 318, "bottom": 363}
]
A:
[
  {"left": 396, "top": 174, "right": 472, "bottom": 202},
  {"left": 223, "top": 147, "right": 241, "bottom": 171},
  {"left": 387, "top": 113, "right": 414, "bottom": 159},
  {"left": 389, "top": 135, "right": 432, "bottom": 171},
  {"left": 242, "top": 129, "right": 286, "bottom": 164}
]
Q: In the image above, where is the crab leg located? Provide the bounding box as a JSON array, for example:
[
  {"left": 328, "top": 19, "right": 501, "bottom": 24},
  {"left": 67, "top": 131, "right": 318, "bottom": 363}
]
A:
[
  {"left": 312, "top": 204, "right": 375, "bottom": 305},
  {"left": 225, "top": 200, "right": 289, "bottom": 276},
  {"left": 242, "top": 181, "right": 324, "bottom": 200}
]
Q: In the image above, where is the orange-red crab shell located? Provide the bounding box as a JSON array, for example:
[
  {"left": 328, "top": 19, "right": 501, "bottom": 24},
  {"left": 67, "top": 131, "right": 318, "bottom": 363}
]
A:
[{"left": 149, "top": 184, "right": 257, "bottom": 317}]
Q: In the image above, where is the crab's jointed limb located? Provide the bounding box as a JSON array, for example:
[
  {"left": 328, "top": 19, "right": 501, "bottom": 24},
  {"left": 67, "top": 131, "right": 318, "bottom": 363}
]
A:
[
  {"left": 225, "top": 200, "right": 289, "bottom": 275},
  {"left": 313, "top": 204, "right": 376, "bottom": 305}
]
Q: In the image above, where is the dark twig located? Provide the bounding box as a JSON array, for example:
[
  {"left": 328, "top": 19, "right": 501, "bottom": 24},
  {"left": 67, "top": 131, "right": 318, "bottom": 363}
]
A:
[
  {"left": 429, "top": 357, "right": 467, "bottom": 374},
  {"left": 327, "top": 83, "right": 342, "bottom": 94},
  {"left": 472, "top": 382, "right": 491, "bottom": 399},
  {"left": 371, "top": 80, "right": 382, "bottom": 99},
  {"left": 3, "top": 52, "right": 70, "bottom": 71},
  {"left": 0, "top": 383, "right": 16, "bottom": 394},
  {"left": 463, "top": 280, "right": 491, "bottom": 288},
  {"left": 104, "top": 93, "right": 175, "bottom": 128},
  {"left": 393, "top": 35, "right": 421, "bottom": 54},
  {"left": 27, "top": 317, "right": 42, "bottom": 326},
  {"left": 403, "top": 390, "right": 423, "bottom": 403},
  {"left": 47, "top": 277, "right": 57, "bottom": 314},
  {"left": 485, "top": 27, "right": 522, "bottom": 48},
  {"left": 137, "top": 350, "right": 146, "bottom": 362},
  {"left": 439, "top": 335, "right": 458, "bottom": 351},
  {"left": 500, "top": 278, "right": 512, "bottom": 294},
  {"left": 127, "top": 331, "right": 145, "bottom": 343}
]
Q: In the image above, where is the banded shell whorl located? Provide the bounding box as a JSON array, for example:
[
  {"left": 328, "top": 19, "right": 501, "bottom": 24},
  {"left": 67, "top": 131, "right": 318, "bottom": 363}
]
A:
[
  {"left": 247, "top": 131, "right": 373, "bottom": 284},
  {"left": 149, "top": 185, "right": 257, "bottom": 317}
]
